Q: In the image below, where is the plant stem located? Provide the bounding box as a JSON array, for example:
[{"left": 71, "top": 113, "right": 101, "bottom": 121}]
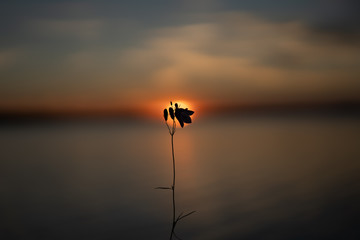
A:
[{"left": 170, "top": 133, "right": 176, "bottom": 240}]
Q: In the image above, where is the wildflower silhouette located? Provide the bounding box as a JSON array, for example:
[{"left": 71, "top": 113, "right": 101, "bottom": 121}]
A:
[
  {"left": 156, "top": 101, "right": 195, "bottom": 240},
  {"left": 174, "top": 103, "right": 194, "bottom": 128}
]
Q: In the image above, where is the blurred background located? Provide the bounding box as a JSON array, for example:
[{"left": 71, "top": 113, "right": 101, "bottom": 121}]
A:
[{"left": 1, "top": 1, "right": 360, "bottom": 239}]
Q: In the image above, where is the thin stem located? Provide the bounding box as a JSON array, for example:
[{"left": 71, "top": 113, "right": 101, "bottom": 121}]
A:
[
  {"left": 170, "top": 132, "right": 176, "bottom": 240},
  {"left": 166, "top": 122, "right": 171, "bottom": 134},
  {"left": 172, "top": 133, "right": 176, "bottom": 217}
]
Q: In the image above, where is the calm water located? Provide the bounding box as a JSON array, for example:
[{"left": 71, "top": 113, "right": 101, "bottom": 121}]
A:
[{"left": 1, "top": 115, "right": 360, "bottom": 240}]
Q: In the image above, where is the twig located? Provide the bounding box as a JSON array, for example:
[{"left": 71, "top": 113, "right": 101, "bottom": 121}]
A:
[{"left": 177, "top": 211, "right": 196, "bottom": 222}]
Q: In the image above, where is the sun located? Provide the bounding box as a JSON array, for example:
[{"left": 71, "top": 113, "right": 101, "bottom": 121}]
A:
[
  {"left": 172, "top": 100, "right": 191, "bottom": 110},
  {"left": 144, "top": 99, "right": 197, "bottom": 120}
]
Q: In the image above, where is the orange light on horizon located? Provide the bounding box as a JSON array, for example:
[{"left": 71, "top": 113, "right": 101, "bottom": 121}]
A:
[{"left": 143, "top": 99, "right": 201, "bottom": 121}]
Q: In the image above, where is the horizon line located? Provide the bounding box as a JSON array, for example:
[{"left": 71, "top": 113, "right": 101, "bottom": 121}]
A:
[{"left": 0, "top": 100, "right": 359, "bottom": 123}]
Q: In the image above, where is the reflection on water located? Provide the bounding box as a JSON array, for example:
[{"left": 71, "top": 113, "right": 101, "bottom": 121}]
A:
[{"left": 1, "top": 115, "right": 360, "bottom": 239}]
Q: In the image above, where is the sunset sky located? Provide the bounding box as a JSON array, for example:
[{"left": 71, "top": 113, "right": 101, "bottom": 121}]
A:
[
  {"left": 1, "top": 2, "right": 360, "bottom": 239},
  {"left": 1, "top": 0, "right": 359, "bottom": 115}
]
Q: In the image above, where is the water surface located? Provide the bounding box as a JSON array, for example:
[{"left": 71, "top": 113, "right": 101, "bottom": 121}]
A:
[{"left": 1, "top": 115, "right": 359, "bottom": 239}]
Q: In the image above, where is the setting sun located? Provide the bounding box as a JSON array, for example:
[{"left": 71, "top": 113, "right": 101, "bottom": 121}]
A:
[
  {"left": 172, "top": 100, "right": 191, "bottom": 109},
  {"left": 143, "top": 99, "right": 199, "bottom": 120}
]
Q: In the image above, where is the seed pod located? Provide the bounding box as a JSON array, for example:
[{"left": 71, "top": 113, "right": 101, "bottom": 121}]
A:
[
  {"left": 163, "top": 108, "right": 168, "bottom": 121},
  {"left": 169, "top": 107, "right": 175, "bottom": 120}
]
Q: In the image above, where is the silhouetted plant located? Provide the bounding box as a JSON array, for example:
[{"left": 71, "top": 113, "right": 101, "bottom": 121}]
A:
[{"left": 156, "top": 101, "right": 195, "bottom": 240}]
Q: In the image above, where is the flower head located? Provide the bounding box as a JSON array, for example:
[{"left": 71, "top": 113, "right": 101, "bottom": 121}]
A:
[
  {"left": 163, "top": 101, "right": 194, "bottom": 129},
  {"left": 174, "top": 104, "right": 194, "bottom": 128}
]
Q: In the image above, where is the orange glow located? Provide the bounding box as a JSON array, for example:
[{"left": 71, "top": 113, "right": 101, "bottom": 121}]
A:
[
  {"left": 143, "top": 99, "right": 201, "bottom": 121},
  {"left": 172, "top": 100, "right": 191, "bottom": 110}
]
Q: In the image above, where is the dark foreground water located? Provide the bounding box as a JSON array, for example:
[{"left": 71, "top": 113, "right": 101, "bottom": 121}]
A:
[{"left": 1, "top": 115, "right": 360, "bottom": 240}]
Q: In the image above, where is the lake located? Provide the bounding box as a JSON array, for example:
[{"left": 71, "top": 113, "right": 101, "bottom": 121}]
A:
[{"left": 1, "top": 114, "right": 359, "bottom": 239}]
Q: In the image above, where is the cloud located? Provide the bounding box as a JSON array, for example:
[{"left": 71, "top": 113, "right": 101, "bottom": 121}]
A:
[
  {"left": 120, "top": 12, "right": 360, "bottom": 103},
  {"left": 0, "top": 49, "right": 23, "bottom": 69},
  {"left": 1, "top": 11, "right": 359, "bottom": 110},
  {"left": 28, "top": 19, "right": 104, "bottom": 39}
]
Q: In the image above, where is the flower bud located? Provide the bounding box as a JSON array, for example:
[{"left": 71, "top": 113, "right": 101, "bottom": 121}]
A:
[
  {"left": 163, "top": 109, "right": 168, "bottom": 121},
  {"left": 169, "top": 107, "right": 174, "bottom": 119}
]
